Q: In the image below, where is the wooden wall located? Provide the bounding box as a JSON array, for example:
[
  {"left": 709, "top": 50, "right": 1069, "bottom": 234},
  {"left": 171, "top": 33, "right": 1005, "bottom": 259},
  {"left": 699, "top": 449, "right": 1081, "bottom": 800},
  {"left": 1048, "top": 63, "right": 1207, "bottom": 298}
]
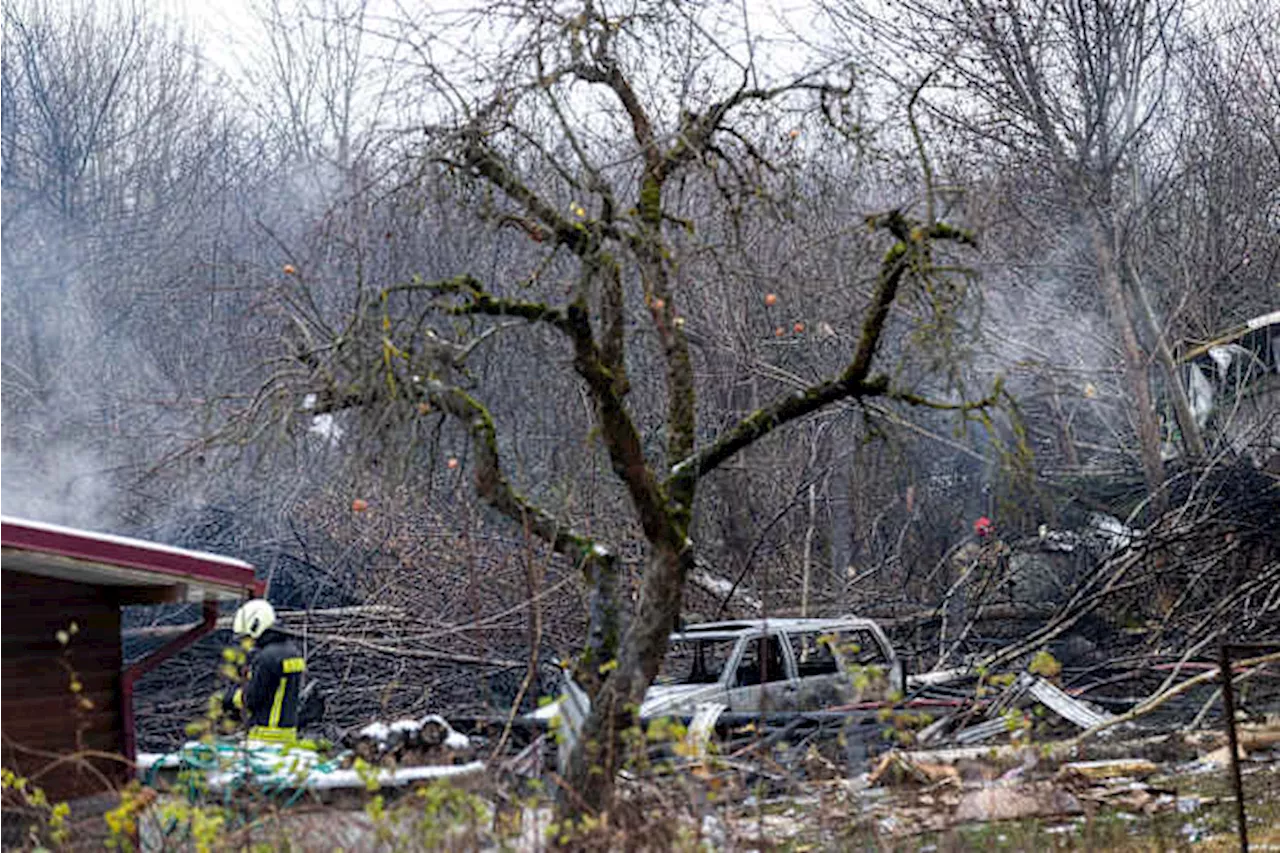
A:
[{"left": 1, "top": 572, "right": 127, "bottom": 800}]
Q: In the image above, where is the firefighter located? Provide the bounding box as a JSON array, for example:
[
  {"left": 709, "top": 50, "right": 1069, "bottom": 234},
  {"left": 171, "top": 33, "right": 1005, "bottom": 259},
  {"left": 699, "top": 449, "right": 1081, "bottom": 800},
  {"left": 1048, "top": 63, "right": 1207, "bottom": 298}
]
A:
[
  {"left": 227, "top": 599, "right": 306, "bottom": 745},
  {"left": 970, "top": 516, "right": 1014, "bottom": 601}
]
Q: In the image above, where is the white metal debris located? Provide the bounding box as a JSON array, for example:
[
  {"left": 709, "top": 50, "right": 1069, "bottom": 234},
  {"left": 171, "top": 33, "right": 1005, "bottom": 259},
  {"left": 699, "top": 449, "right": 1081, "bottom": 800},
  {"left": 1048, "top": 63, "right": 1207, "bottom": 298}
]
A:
[
  {"left": 1022, "top": 674, "right": 1114, "bottom": 730},
  {"left": 553, "top": 670, "right": 593, "bottom": 774},
  {"left": 685, "top": 702, "right": 728, "bottom": 758},
  {"left": 909, "top": 666, "right": 974, "bottom": 688}
]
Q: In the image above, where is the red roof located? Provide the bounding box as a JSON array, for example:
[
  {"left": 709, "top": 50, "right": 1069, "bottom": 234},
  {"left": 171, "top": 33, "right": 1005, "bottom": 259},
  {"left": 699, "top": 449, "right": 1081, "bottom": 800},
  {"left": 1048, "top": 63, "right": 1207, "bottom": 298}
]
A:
[{"left": 1, "top": 516, "right": 262, "bottom": 601}]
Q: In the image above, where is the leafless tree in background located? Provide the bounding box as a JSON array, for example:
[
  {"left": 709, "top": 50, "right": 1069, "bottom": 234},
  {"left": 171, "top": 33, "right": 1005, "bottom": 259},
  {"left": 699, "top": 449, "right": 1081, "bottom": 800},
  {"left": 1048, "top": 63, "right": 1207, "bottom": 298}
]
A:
[
  {"left": 822, "top": 0, "right": 1248, "bottom": 513},
  {"left": 1, "top": 0, "right": 255, "bottom": 523}
]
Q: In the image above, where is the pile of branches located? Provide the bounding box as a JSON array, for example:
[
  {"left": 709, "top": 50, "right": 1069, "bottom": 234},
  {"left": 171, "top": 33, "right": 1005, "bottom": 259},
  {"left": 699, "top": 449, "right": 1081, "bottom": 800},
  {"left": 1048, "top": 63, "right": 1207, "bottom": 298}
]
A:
[
  {"left": 129, "top": 602, "right": 567, "bottom": 753},
  {"left": 127, "top": 516, "right": 592, "bottom": 753},
  {"left": 990, "top": 459, "right": 1278, "bottom": 665},
  {"left": 880, "top": 455, "right": 1280, "bottom": 737}
]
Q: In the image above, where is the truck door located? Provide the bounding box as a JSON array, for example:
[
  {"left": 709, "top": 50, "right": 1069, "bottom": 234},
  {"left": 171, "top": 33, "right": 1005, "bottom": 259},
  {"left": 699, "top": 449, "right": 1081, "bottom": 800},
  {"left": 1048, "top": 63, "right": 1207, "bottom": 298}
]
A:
[
  {"left": 725, "top": 633, "right": 798, "bottom": 712},
  {"left": 786, "top": 630, "right": 850, "bottom": 709},
  {"left": 831, "top": 628, "right": 895, "bottom": 702}
]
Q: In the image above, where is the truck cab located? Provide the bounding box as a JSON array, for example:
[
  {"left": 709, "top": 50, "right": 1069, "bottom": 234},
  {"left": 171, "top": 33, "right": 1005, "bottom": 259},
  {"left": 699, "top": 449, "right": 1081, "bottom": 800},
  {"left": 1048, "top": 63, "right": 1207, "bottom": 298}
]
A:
[
  {"left": 640, "top": 617, "right": 904, "bottom": 718},
  {"left": 530, "top": 616, "right": 905, "bottom": 755}
]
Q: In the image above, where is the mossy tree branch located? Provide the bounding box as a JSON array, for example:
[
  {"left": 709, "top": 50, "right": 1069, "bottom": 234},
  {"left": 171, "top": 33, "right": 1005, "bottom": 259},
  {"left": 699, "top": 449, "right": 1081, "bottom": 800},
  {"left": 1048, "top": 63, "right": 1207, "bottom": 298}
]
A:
[
  {"left": 305, "top": 349, "right": 626, "bottom": 671},
  {"left": 421, "top": 378, "right": 624, "bottom": 675},
  {"left": 453, "top": 136, "right": 613, "bottom": 255},
  {"left": 669, "top": 211, "right": 977, "bottom": 490},
  {"left": 557, "top": 7, "right": 850, "bottom": 508},
  {"left": 378, "top": 265, "right": 674, "bottom": 673},
  {"left": 887, "top": 377, "right": 1005, "bottom": 411},
  {"left": 379, "top": 8, "right": 982, "bottom": 821},
  {"left": 384, "top": 275, "right": 572, "bottom": 332},
  {"left": 382, "top": 276, "right": 668, "bottom": 550}
]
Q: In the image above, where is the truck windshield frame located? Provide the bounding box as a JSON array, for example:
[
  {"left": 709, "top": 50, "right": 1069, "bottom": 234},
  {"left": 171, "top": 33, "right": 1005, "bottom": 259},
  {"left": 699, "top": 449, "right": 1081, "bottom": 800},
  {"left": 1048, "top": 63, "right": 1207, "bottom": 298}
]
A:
[{"left": 656, "top": 636, "right": 740, "bottom": 686}]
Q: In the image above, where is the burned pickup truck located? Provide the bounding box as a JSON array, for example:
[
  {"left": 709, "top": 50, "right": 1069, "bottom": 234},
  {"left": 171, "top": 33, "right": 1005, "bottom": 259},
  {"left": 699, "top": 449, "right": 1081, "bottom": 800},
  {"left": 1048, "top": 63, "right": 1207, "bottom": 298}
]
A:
[
  {"left": 529, "top": 617, "right": 907, "bottom": 764},
  {"left": 641, "top": 616, "right": 904, "bottom": 715}
]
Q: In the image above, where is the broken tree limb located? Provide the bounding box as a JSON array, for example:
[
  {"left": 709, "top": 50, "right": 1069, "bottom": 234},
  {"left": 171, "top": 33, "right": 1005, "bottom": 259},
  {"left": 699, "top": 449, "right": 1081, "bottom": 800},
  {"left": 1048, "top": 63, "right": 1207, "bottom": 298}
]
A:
[
  {"left": 1071, "top": 650, "right": 1280, "bottom": 743},
  {"left": 1200, "top": 723, "right": 1280, "bottom": 754},
  {"left": 900, "top": 729, "right": 1211, "bottom": 769},
  {"left": 1057, "top": 759, "right": 1158, "bottom": 781},
  {"left": 122, "top": 605, "right": 409, "bottom": 639},
  {"left": 689, "top": 564, "right": 762, "bottom": 614},
  {"left": 301, "top": 630, "right": 526, "bottom": 669}
]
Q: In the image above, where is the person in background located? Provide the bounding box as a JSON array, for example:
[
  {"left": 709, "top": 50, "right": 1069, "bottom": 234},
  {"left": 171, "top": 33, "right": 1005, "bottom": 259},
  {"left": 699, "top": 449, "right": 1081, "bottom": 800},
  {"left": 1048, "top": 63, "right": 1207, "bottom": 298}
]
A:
[{"left": 226, "top": 599, "right": 306, "bottom": 745}]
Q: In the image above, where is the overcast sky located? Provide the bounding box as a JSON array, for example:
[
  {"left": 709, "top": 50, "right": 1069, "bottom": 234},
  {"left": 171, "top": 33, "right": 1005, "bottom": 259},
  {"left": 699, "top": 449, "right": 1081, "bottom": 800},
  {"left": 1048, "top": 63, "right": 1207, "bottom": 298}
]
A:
[{"left": 160, "top": 0, "right": 824, "bottom": 81}]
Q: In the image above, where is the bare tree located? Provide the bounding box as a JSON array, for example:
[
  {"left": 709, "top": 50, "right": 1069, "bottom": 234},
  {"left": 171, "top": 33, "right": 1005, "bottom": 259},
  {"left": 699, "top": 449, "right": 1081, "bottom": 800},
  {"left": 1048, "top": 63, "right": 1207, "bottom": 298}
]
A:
[
  {"left": 824, "top": 0, "right": 1218, "bottom": 512},
  {"left": 1, "top": 0, "right": 257, "bottom": 524},
  {"left": 240, "top": 0, "right": 999, "bottom": 822},
  {"left": 237, "top": 0, "right": 396, "bottom": 174}
]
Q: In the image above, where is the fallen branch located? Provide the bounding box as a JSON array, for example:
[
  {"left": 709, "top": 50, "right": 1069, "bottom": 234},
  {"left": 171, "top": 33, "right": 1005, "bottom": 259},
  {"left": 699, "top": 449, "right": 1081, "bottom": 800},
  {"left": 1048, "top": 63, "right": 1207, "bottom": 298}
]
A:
[
  {"left": 123, "top": 605, "right": 408, "bottom": 639},
  {"left": 1072, "top": 650, "right": 1280, "bottom": 742},
  {"left": 302, "top": 631, "right": 525, "bottom": 669}
]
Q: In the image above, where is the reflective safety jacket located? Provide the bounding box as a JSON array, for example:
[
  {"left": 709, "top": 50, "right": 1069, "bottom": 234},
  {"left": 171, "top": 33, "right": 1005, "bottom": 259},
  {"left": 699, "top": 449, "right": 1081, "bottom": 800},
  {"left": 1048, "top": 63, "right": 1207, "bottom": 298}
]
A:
[{"left": 231, "top": 630, "right": 306, "bottom": 743}]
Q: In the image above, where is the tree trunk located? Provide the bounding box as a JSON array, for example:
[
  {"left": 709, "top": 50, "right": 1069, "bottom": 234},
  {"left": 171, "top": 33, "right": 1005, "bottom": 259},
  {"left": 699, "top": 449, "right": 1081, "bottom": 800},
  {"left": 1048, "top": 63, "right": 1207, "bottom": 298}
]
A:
[
  {"left": 561, "top": 540, "right": 691, "bottom": 819},
  {"left": 830, "top": 462, "right": 853, "bottom": 613},
  {"left": 1126, "top": 259, "right": 1206, "bottom": 459},
  {"left": 1087, "top": 214, "right": 1168, "bottom": 515},
  {"left": 802, "top": 480, "right": 817, "bottom": 617},
  {"left": 580, "top": 552, "right": 623, "bottom": 685}
]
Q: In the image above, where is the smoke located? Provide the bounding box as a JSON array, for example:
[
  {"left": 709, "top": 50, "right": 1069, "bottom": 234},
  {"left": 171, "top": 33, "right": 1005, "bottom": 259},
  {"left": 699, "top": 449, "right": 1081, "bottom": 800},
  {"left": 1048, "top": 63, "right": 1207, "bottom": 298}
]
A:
[
  {"left": 0, "top": 447, "right": 119, "bottom": 528},
  {"left": 980, "top": 226, "right": 1113, "bottom": 384},
  {"left": 0, "top": 264, "right": 141, "bottom": 530}
]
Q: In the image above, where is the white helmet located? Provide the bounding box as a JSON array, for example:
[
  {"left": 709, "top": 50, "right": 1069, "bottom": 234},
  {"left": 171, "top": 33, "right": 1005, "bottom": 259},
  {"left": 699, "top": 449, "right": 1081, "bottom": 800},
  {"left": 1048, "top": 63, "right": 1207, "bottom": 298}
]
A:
[{"left": 232, "top": 599, "right": 276, "bottom": 639}]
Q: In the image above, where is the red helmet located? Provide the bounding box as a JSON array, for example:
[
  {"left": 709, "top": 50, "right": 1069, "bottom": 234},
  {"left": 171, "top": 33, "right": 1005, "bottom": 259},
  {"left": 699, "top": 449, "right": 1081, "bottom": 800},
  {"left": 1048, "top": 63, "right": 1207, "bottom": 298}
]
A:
[{"left": 974, "top": 516, "right": 993, "bottom": 538}]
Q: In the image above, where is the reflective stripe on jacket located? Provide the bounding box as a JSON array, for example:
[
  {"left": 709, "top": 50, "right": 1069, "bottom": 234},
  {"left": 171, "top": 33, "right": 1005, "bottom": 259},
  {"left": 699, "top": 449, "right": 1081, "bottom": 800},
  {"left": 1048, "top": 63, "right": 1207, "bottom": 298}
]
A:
[{"left": 242, "top": 631, "right": 305, "bottom": 734}]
